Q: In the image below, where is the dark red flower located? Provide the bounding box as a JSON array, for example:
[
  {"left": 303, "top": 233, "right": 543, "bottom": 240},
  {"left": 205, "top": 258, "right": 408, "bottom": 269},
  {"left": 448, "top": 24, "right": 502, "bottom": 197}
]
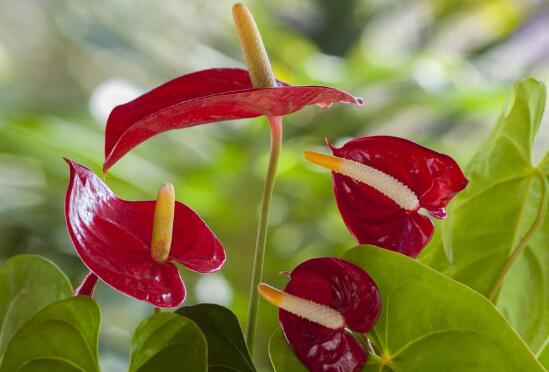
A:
[
  {"left": 305, "top": 136, "right": 468, "bottom": 257},
  {"left": 259, "top": 257, "right": 380, "bottom": 372},
  {"left": 103, "top": 68, "right": 362, "bottom": 171},
  {"left": 65, "top": 159, "right": 225, "bottom": 307}
]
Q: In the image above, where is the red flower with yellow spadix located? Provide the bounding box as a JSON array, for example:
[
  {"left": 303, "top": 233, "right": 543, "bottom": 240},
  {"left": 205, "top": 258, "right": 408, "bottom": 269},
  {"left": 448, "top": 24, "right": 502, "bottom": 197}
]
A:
[
  {"left": 305, "top": 136, "right": 468, "bottom": 257},
  {"left": 65, "top": 159, "right": 225, "bottom": 307},
  {"left": 259, "top": 258, "right": 380, "bottom": 372}
]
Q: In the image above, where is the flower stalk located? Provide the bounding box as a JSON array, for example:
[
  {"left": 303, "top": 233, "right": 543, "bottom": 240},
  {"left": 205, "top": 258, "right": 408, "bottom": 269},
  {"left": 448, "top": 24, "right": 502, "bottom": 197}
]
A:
[{"left": 232, "top": 2, "right": 281, "bottom": 353}]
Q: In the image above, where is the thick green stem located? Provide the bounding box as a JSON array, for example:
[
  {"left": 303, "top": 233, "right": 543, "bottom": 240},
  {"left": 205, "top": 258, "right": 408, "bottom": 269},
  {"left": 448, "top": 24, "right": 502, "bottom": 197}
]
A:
[
  {"left": 487, "top": 172, "right": 548, "bottom": 300},
  {"left": 245, "top": 115, "right": 283, "bottom": 353}
]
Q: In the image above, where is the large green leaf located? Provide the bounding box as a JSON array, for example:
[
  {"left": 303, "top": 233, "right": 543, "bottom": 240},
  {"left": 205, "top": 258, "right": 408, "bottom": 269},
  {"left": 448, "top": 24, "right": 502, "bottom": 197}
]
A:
[
  {"left": 422, "top": 77, "right": 547, "bottom": 295},
  {"left": 420, "top": 78, "right": 548, "bottom": 358},
  {"left": 345, "top": 246, "right": 542, "bottom": 371},
  {"left": 0, "top": 296, "right": 100, "bottom": 372},
  {"left": 129, "top": 312, "right": 207, "bottom": 372},
  {"left": 176, "top": 304, "right": 255, "bottom": 372},
  {"left": 0, "top": 255, "right": 73, "bottom": 359}
]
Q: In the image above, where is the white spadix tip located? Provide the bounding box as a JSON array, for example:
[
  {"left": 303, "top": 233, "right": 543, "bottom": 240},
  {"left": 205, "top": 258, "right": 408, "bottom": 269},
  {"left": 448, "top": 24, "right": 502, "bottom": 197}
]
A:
[
  {"left": 304, "top": 151, "right": 419, "bottom": 211},
  {"left": 258, "top": 283, "right": 345, "bottom": 329}
]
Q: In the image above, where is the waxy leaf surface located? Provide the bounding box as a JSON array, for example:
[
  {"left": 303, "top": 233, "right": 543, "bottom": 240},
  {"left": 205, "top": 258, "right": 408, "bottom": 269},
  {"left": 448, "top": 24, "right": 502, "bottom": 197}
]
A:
[
  {"left": 104, "top": 68, "right": 362, "bottom": 170},
  {"left": 129, "top": 312, "right": 207, "bottom": 372},
  {"left": 0, "top": 296, "right": 100, "bottom": 372},
  {"left": 177, "top": 304, "right": 255, "bottom": 372},
  {"left": 0, "top": 255, "right": 72, "bottom": 359},
  {"left": 278, "top": 258, "right": 380, "bottom": 372},
  {"left": 272, "top": 246, "right": 544, "bottom": 371},
  {"left": 351, "top": 246, "right": 540, "bottom": 371},
  {"left": 65, "top": 159, "right": 225, "bottom": 307},
  {"left": 420, "top": 78, "right": 548, "bottom": 358},
  {"left": 330, "top": 136, "right": 467, "bottom": 257}
]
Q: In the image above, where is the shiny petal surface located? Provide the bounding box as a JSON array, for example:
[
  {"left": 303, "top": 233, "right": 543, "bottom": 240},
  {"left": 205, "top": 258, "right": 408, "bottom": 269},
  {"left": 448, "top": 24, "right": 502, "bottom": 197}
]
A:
[
  {"left": 64, "top": 159, "right": 225, "bottom": 307},
  {"left": 280, "top": 258, "right": 380, "bottom": 372},
  {"left": 104, "top": 68, "right": 362, "bottom": 171},
  {"left": 330, "top": 136, "right": 468, "bottom": 257}
]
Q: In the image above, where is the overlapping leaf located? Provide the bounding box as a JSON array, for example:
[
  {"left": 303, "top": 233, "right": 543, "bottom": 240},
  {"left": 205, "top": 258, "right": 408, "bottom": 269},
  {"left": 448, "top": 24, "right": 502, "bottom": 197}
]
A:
[
  {"left": 177, "top": 304, "right": 255, "bottom": 372},
  {"left": 0, "top": 255, "right": 72, "bottom": 359},
  {"left": 0, "top": 296, "right": 100, "bottom": 372},
  {"left": 420, "top": 78, "right": 548, "bottom": 358},
  {"left": 271, "top": 246, "right": 544, "bottom": 371},
  {"left": 129, "top": 312, "right": 207, "bottom": 372}
]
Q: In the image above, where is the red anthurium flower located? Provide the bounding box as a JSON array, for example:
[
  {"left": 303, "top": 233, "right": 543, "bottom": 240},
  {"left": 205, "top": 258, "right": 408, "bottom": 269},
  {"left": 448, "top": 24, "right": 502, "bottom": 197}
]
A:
[
  {"left": 103, "top": 67, "right": 362, "bottom": 171},
  {"left": 259, "top": 258, "right": 380, "bottom": 372},
  {"left": 305, "top": 136, "right": 468, "bottom": 257},
  {"left": 65, "top": 159, "right": 225, "bottom": 307}
]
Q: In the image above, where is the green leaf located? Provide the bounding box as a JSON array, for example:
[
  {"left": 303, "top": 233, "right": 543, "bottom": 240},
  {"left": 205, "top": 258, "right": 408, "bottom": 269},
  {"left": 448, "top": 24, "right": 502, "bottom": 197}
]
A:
[
  {"left": 0, "top": 296, "right": 100, "bottom": 372},
  {"left": 539, "top": 342, "right": 549, "bottom": 369},
  {"left": 268, "top": 328, "right": 306, "bottom": 372},
  {"left": 497, "top": 209, "right": 549, "bottom": 358},
  {"left": 343, "top": 246, "right": 544, "bottom": 371},
  {"left": 176, "top": 304, "right": 255, "bottom": 372},
  {"left": 129, "top": 312, "right": 207, "bottom": 372},
  {"left": 420, "top": 78, "right": 548, "bottom": 357},
  {"left": 422, "top": 77, "right": 547, "bottom": 295},
  {"left": 0, "top": 255, "right": 73, "bottom": 359}
]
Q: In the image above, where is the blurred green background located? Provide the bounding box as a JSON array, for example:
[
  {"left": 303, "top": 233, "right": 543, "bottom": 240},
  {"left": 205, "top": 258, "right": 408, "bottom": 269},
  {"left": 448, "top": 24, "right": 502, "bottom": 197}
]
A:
[{"left": 1, "top": 0, "right": 549, "bottom": 370}]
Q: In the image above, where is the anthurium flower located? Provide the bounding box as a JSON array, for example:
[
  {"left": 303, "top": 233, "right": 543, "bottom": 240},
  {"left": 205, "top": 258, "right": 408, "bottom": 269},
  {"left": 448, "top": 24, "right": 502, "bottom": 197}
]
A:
[
  {"left": 103, "top": 68, "right": 362, "bottom": 171},
  {"left": 305, "top": 136, "right": 468, "bottom": 257},
  {"left": 259, "top": 258, "right": 380, "bottom": 372},
  {"left": 65, "top": 159, "right": 225, "bottom": 307}
]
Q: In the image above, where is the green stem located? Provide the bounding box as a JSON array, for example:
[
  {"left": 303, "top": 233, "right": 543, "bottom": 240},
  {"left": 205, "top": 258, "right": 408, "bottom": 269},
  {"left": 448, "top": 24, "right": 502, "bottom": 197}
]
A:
[
  {"left": 245, "top": 115, "right": 283, "bottom": 353},
  {"left": 487, "top": 172, "right": 548, "bottom": 300}
]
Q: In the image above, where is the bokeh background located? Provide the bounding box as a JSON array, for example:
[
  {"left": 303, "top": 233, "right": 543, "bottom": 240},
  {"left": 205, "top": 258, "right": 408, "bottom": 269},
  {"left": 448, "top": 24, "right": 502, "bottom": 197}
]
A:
[{"left": 1, "top": 0, "right": 549, "bottom": 370}]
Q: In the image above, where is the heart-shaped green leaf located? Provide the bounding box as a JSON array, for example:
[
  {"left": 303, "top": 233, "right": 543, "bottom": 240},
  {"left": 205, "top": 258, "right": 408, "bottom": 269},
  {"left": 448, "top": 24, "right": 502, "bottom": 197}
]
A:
[
  {"left": 420, "top": 78, "right": 548, "bottom": 359},
  {"left": 129, "top": 312, "right": 207, "bottom": 372},
  {"left": 344, "top": 246, "right": 542, "bottom": 371},
  {"left": 0, "top": 255, "right": 72, "bottom": 359},
  {"left": 0, "top": 296, "right": 100, "bottom": 372},
  {"left": 177, "top": 304, "right": 255, "bottom": 372}
]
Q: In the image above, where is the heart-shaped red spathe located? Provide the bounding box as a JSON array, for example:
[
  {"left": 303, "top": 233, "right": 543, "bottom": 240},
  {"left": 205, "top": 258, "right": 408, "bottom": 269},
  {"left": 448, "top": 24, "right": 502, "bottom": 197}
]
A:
[
  {"left": 279, "top": 258, "right": 380, "bottom": 372},
  {"left": 104, "top": 68, "right": 362, "bottom": 171},
  {"left": 329, "top": 136, "right": 468, "bottom": 257},
  {"left": 64, "top": 159, "right": 225, "bottom": 307}
]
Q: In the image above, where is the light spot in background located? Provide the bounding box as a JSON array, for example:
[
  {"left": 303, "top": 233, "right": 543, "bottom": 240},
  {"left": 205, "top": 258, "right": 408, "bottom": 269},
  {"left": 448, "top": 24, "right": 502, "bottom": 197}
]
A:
[
  {"left": 195, "top": 274, "right": 233, "bottom": 306},
  {"left": 304, "top": 53, "right": 345, "bottom": 83},
  {"left": 89, "top": 78, "right": 143, "bottom": 124},
  {"left": 100, "top": 354, "right": 128, "bottom": 372},
  {"left": 0, "top": 41, "right": 11, "bottom": 83},
  {"left": 413, "top": 57, "right": 448, "bottom": 92}
]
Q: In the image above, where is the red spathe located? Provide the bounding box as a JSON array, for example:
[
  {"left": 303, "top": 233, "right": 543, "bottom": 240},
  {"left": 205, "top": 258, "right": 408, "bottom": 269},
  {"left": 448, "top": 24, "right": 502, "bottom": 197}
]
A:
[
  {"left": 280, "top": 258, "right": 381, "bottom": 372},
  {"left": 104, "top": 68, "right": 362, "bottom": 171},
  {"left": 65, "top": 159, "right": 225, "bottom": 307},
  {"left": 330, "top": 136, "right": 468, "bottom": 257}
]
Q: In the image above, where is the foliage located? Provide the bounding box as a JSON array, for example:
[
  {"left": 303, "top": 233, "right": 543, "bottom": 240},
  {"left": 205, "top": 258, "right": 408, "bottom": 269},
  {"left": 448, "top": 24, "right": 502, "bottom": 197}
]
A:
[
  {"left": 0, "top": 296, "right": 100, "bottom": 372},
  {"left": 270, "top": 246, "right": 544, "bottom": 371},
  {"left": 177, "top": 304, "right": 255, "bottom": 372},
  {"left": 421, "top": 78, "right": 548, "bottom": 364},
  {"left": 129, "top": 313, "right": 207, "bottom": 372},
  {"left": 0, "top": 255, "right": 72, "bottom": 360}
]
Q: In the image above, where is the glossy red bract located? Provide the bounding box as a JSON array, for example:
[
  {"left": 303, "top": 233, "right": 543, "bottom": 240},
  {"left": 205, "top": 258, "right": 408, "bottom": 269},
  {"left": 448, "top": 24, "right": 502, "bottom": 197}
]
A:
[
  {"left": 280, "top": 258, "right": 380, "bottom": 372},
  {"left": 330, "top": 136, "right": 468, "bottom": 257},
  {"left": 64, "top": 159, "right": 225, "bottom": 307},
  {"left": 104, "top": 68, "right": 362, "bottom": 171}
]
